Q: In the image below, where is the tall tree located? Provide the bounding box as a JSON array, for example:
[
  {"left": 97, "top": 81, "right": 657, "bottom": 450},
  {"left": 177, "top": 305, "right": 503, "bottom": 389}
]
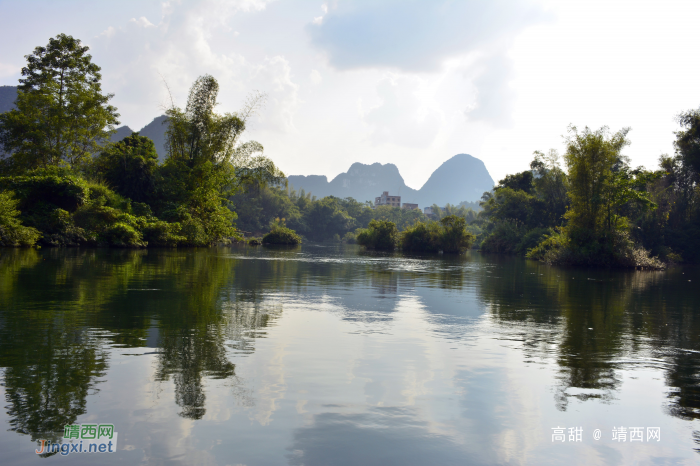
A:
[
  {"left": 0, "top": 34, "right": 119, "bottom": 170},
  {"left": 674, "top": 108, "right": 700, "bottom": 178},
  {"left": 563, "top": 125, "right": 632, "bottom": 235},
  {"left": 160, "top": 75, "right": 284, "bottom": 244}
]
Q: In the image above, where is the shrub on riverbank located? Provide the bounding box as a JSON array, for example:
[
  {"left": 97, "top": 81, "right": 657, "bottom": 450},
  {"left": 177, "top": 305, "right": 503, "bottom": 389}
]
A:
[
  {"left": 262, "top": 218, "right": 301, "bottom": 245},
  {"left": 0, "top": 190, "right": 41, "bottom": 246},
  {"left": 0, "top": 170, "right": 186, "bottom": 247},
  {"left": 399, "top": 220, "right": 440, "bottom": 252},
  {"left": 400, "top": 216, "right": 476, "bottom": 253},
  {"left": 356, "top": 219, "right": 398, "bottom": 250},
  {"left": 262, "top": 227, "right": 301, "bottom": 244},
  {"left": 526, "top": 228, "right": 664, "bottom": 269}
]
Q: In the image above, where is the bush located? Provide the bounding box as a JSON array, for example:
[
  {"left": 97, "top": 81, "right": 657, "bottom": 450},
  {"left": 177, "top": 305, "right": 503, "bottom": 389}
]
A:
[
  {"left": 399, "top": 221, "right": 440, "bottom": 252},
  {"left": 0, "top": 190, "right": 41, "bottom": 247},
  {"left": 248, "top": 237, "right": 262, "bottom": 246},
  {"left": 400, "top": 216, "right": 475, "bottom": 253},
  {"left": 356, "top": 219, "right": 398, "bottom": 250},
  {"left": 342, "top": 230, "right": 358, "bottom": 244},
  {"left": 103, "top": 222, "right": 145, "bottom": 248},
  {"left": 85, "top": 180, "right": 131, "bottom": 211},
  {"left": 0, "top": 170, "right": 89, "bottom": 212},
  {"left": 480, "top": 221, "right": 523, "bottom": 254},
  {"left": 179, "top": 217, "right": 209, "bottom": 246},
  {"left": 262, "top": 226, "right": 301, "bottom": 245},
  {"left": 90, "top": 133, "right": 158, "bottom": 203},
  {"left": 527, "top": 228, "right": 664, "bottom": 269},
  {"left": 438, "top": 215, "right": 476, "bottom": 253},
  {"left": 142, "top": 220, "right": 184, "bottom": 247}
]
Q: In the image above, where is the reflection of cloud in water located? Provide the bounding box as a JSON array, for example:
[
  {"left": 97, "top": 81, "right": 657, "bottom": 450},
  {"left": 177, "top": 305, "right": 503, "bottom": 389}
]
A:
[{"left": 287, "top": 406, "right": 487, "bottom": 466}]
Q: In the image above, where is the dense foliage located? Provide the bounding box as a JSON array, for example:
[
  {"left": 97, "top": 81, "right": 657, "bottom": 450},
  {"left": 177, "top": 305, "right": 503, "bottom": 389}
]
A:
[
  {"left": 478, "top": 120, "right": 700, "bottom": 267},
  {"left": 0, "top": 35, "right": 286, "bottom": 248},
  {"left": 231, "top": 184, "right": 481, "bottom": 244},
  {"left": 356, "top": 219, "right": 399, "bottom": 250},
  {"left": 400, "top": 215, "right": 476, "bottom": 253}
]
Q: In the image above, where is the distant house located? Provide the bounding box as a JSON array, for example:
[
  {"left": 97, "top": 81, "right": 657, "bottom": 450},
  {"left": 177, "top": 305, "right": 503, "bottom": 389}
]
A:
[
  {"left": 402, "top": 203, "right": 419, "bottom": 210},
  {"left": 375, "top": 191, "right": 401, "bottom": 208},
  {"left": 424, "top": 206, "right": 434, "bottom": 216}
]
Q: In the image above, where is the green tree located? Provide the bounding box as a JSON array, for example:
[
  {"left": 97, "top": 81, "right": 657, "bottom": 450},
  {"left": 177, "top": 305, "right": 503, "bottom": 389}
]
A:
[
  {"left": 303, "top": 196, "right": 355, "bottom": 241},
  {"left": 675, "top": 108, "right": 700, "bottom": 176},
  {"left": 528, "top": 125, "right": 661, "bottom": 268},
  {"left": 91, "top": 133, "right": 159, "bottom": 203},
  {"left": 530, "top": 149, "right": 569, "bottom": 227},
  {"left": 160, "top": 75, "right": 283, "bottom": 245},
  {"left": 356, "top": 219, "right": 398, "bottom": 250},
  {"left": 0, "top": 34, "right": 119, "bottom": 171},
  {"left": 438, "top": 215, "right": 476, "bottom": 253},
  {"left": 0, "top": 190, "right": 41, "bottom": 246},
  {"left": 563, "top": 125, "right": 632, "bottom": 235}
]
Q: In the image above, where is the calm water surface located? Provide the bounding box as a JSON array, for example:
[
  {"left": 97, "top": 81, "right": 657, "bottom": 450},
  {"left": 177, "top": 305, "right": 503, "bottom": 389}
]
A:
[{"left": 0, "top": 245, "right": 698, "bottom": 465}]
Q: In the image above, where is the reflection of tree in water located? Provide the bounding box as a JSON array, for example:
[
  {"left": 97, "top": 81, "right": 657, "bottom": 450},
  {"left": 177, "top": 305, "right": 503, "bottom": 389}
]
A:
[
  {"left": 155, "top": 328, "right": 235, "bottom": 419},
  {"left": 477, "top": 258, "right": 669, "bottom": 411},
  {"left": 0, "top": 249, "right": 137, "bottom": 442},
  {"left": 222, "top": 298, "right": 283, "bottom": 355},
  {"left": 151, "top": 251, "right": 285, "bottom": 419},
  {"left": 1, "top": 331, "right": 109, "bottom": 441},
  {"left": 0, "top": 248, "right": 277, "bottom": 435}
]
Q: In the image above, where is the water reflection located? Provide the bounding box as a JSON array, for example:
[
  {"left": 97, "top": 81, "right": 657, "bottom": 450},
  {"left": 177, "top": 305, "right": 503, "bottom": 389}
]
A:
[{"left": 0, "top": 246, "right": 699, "bottom": 463}]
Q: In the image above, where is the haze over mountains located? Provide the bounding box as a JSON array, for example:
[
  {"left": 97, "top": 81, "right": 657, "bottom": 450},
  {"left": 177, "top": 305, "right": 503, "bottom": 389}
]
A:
[
  {"left": 0, "top": 86, "right": 16, "bottom": 113},
  {"left": 1, "top": 85, "right": 496, "bottom": 206},
  {"left": 289, "top": 154, "right": 494, "bottom": 206}
]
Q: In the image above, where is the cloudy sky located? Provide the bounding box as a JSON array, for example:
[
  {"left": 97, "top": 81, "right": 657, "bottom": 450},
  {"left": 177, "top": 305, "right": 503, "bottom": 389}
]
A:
[{"left": 1, "top": 0, "right": 699, "bottom": 188}]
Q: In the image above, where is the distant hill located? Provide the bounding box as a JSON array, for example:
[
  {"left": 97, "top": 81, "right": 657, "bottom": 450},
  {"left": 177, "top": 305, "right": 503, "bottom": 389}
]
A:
[
  {"left": 288, "top": 154, "right": 494, "bottom": 207},
  {"left": 0, "top": 86, "right": 17, "bottom": 113},
  {"left": 416, "top": 154, "right": 494, "bottom": 206},
  {"left": 138, "top": 115, "right": 168, "bottom": 161},
  {"left": 110, "top": 125, "right": 134, "bottom": 143},
  {"left": 289, "top": 162, "right": 419, "bottom": 204}
]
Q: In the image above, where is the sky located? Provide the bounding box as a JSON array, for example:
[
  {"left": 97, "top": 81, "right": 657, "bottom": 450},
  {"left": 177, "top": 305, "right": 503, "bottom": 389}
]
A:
[{"left": 0, "top": 0, "right": 699, "bottom": 188}]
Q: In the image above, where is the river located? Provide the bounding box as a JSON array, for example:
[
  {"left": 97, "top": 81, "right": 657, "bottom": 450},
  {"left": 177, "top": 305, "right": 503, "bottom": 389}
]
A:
[{"left": 0, "top": 245, "right": 698, "bottom": 465}]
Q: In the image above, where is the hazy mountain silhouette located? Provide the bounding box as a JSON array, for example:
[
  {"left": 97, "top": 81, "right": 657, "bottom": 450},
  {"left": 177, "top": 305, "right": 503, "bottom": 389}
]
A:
[
  {"left": 0, "top": 86, "right": 17, "bottom": 113},
  {"left": 110, "top": 125, "right": 134, "bottom": 143},
  {"left": 288, "top": 154, "right": 494, "bottom": 206},
  {"left": 289, "top": 162, "right": 419, "bottom": 204}
]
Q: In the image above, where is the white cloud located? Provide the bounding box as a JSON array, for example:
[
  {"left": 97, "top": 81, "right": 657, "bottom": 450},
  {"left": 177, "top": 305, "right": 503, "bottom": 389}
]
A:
[
  {"left": 362, "top": 75, "right": 443, "bottom": 149},
  {"left": 309, "top": 69, "right": 322, "bottom": 85},
  {"left": 129, "top": 16, "right": 155, "bottom": 28},
  {"left": 307, "top": 0, "right": 546, "bottom": 72},
  {"left": 90, "top": 0, "right": 298, "bottom": 132},
  {"left": 465, "top": 53, "right": 516, "bottom": 127}
]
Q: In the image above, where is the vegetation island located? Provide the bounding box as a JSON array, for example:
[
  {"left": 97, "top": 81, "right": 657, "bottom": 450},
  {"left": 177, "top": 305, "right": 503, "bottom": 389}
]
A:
[{"left": 1, "top": 35, "right": 699, "bottom": 269}]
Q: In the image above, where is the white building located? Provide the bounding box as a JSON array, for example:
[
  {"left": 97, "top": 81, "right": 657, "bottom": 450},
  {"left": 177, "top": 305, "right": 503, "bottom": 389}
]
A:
[{"left": 375, "top": 191, "right": 401, "bottom": 208}]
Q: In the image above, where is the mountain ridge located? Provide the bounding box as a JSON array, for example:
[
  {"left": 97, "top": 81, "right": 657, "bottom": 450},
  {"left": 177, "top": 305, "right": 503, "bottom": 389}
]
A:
[{"left": 288, "top": 154, "right": 494, "bottom": 207}]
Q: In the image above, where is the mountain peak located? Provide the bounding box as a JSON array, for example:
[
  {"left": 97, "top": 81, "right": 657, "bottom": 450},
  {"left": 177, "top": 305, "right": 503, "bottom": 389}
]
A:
[{"left": 288, "top": 155, "right": 494, "bottom": 206}]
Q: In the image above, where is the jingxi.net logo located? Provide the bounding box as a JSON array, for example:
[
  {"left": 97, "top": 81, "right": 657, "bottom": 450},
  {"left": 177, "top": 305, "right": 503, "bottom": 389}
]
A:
[{"left": 35, "top": 424, "right": 117, "bottom": 456}]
